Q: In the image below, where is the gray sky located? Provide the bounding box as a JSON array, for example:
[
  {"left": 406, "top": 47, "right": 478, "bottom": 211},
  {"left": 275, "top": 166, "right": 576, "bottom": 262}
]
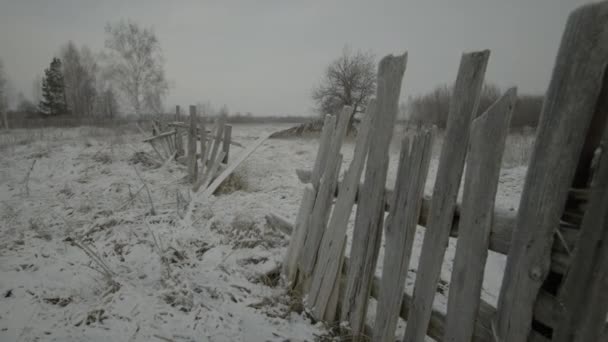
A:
[{"left": 0, "top": 0, "right": 591, "bottom": 116}]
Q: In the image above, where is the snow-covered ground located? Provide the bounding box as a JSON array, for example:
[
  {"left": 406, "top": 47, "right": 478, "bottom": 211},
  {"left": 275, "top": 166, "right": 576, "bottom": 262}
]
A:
[{"left": 0, "top": 123, "right": 530, "bottom": 341}]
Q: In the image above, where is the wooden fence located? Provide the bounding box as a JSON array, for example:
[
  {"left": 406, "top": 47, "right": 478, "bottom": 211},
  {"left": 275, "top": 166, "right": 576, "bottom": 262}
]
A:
[
  {"left": 279, "top": 2, "right": 608, "bottom": 341},
  {"left": 142, "top": 105, "right": 235, "bottom": 192}
]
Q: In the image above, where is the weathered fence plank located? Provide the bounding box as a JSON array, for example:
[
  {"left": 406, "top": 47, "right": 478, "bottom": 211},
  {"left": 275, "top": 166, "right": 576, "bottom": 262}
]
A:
[
  {"left": 222, "top": 125, "right": 232, "bottom": 163},
  {"left": 310, "top": 114, "right": 337, "bottom": 189},
  {"left": 404, "top": 50, "right": 489, "bottom": 342},
  {"left": 298, "top": 106, "right": 353, "bottom": 284},
  {"left": 199, "top": 115, "right": 207, "bottom": 167},
  {"left": 200, "top": 133, "right": 271, "bottom": 197},
  {"left": 341, "top": 52, "right": 408, "bottom": 340},
  {"left": 283, "top": 185, "right": 316, "bottom": 284},
  {"left": 373, "top": 129, "right": 434, "bottom": 342},
  {"left": 444, "top": 88, "right": 515, "bottom": 342},
  {"left": 294, "top": 168, "right": 573, "bottom": 271},
  {"left": 297, "top": 153, "right": 343, "bottom": 290},
  {"left": 188, "top": 105, "right": 198, "bottom": 183},
  {"left": 208, "top": 114, "right": 226, "bottom": 169},
  {"left": 552, "top": 121, "right": 608, "bottom": 342},
  {"left": 175, "top": 105, "right": 184, "bottom": 155},
  {"left": 495, "top": 3, "right": 608, "bottom": 341},
  {"left": 307, "top": 102, "right": 375, "bottom": 321}
]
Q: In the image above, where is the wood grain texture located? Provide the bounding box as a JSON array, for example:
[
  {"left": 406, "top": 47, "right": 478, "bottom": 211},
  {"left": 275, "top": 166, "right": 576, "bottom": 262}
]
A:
[
  {"left": 373, "top": 129, "right": 434, "bottom": 342},
  {"left": 552, "top": 120, "right": 608, "bottom": 342},
  {"left": 283, "top": 185, "right": 316, "bottom": 284},
  {"left": 444, "top": 88, "right": 515, "bottom": 342},
  {"left": 299, "top": 106, "right": 353, "bottom": 281},
  {"left": 341, "top": 52, "right": 408, "bottom": 340},
  {"left": 310, "top": 114, "right": 337, "bottom": 189},
  {"left": 404, "top": 50, "right": 489, "bottom": 342},
  {"left": 495, "top": 3, "right": 608, "bottom": 341},
  {"left": 307, "top": 102, "right": 375, "bottom": 321}
]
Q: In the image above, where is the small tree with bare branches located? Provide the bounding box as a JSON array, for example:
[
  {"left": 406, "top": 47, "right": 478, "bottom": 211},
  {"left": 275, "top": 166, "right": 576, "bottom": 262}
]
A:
[
  {"left": 312, "top": 47, "right": 376, "bottom": 132},
  {"left": 104, "top": 19, "right": 168, "bottom": 115}
]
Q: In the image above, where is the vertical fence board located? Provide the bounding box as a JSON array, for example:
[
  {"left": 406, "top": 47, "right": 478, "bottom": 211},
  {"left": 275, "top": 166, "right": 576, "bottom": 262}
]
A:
[
  {"left": 311, "top": 114, "right": 337, "bottom": 189},
  {"left": 552, "top": 122, "right": 608, "bottom": 342},
  {"left": 222, "top": 125, "right": 232, "bottom": 163},
  {"left": 209, "top": 115, "right": 226, "bottom": 169},
  {"left": 298, "top": 153, "right": 344, "bottom": 290},
  {"left": 284, "top": 185, "right": 316, "bottom": 284},
  {"left": 188, "top": 105, "right": 198, "bottom": 183},
  {"left": 373, "top": 129, "right": 434, "bottom": 342},
  {"left": 444, "top": 88, "right": 515, "bottom": 342},
  {"left": 308, "top": 103, "right": 375, "bottom": 321},
  {"left": 175, "top": 105, "right": 183, "bottom": 155},
  {"left": 199, "top": 115, "right": 207, "bottom": 168},
  {"left": 341, "top": 53, "right": 408, "bottom": 340},
  {"left": 299, "top": 107, "right": 353, "bottom": 286},
  {"left": 495, "top": 3, "right": 608, "bottom": 341},
  {"left": 404, "top": 50, "right": 489, "bottom": 342}
]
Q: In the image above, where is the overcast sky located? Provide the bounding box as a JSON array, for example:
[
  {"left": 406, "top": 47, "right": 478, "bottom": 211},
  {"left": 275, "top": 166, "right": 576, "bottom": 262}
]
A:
[{"left": 0, "top": 0, "right": 592, "bottom": 116}]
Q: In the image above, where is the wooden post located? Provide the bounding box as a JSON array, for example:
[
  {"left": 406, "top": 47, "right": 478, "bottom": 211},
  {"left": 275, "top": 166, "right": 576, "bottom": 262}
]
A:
[
  {"left": 284, "top": 185, "right": 316, "bottom": 284},
  {"left": 199, "top": 115, "right": 208, "bottom": 172},
  {"left": 444, "top": 88, "right": 515, "bottom": 342},
  {"left": 552, "top": 122, "right": 608, "bottom": 342},
  {"left": 495, "top": 3, "right": 608, "bottom": 341},
  {"left": 187, "top": 105, "right": 198, "bottom": 183},
  {"left": 310, "top": 114, "right": 337, "bottom": 189},
  {"left": 175, "top": 105, "right": 183, "bottom": 156},
  {"left": 404, "top": 50, "right": 489, "bottom": 342},
  {"left": 298, "top": 106, "right": 353, "bottom": 285},
  {"left": 341, "top": 52, "right": 408, "bottom": 340},
  {"left": 373, "top": 128, "right": 434, "bottom": 342},
  {"left": 208, "top": 114, "right": 226, "bottom": 169},
  {"left": 307, "top": 102, "right": 375, "bottom": 321},
  {"left": 222, "top": 125, "right": 232, "bottom": 163}
]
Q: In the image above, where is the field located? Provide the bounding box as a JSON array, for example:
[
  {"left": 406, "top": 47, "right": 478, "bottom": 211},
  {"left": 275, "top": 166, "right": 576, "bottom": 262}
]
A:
[{"left": 0, "top": 123, "right": 533, "bottom": 341}]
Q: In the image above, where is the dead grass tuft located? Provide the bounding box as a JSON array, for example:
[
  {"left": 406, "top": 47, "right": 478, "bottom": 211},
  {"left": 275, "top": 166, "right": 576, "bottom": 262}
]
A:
[{"left": 215, "top": 169, "right": 249, "bottom": 194}]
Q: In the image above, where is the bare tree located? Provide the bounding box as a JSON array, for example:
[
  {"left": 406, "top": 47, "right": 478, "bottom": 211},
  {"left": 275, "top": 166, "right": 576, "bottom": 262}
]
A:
[
  {"left": 0, "top": 59, "right": 8, "bottom": 129},
  {"left": 312, "top": 47, "right": 376, "bottom": 131},
  {"left": 104, "top": 19, "right": 169, "bottom": 115},
  {"left": 60, "top": 41, "right": 98, "bottom": 116}
]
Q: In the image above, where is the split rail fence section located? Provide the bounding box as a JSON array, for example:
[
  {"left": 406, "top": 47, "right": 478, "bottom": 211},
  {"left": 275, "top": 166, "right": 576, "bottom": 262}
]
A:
[{"left": 281, "top": 3, "right": 608, "bottom": 341}]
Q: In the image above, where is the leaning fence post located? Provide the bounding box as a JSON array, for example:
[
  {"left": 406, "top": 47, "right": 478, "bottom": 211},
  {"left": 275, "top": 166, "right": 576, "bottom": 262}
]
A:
[
  {"left": 403, "top": 50, "right": 489, "bottom": 342},
  {"left": 444, "top": 88, "right": 515, "bottom": 342},
  {"left": 222, "top": 125, "right": 232, "bottom": 163},
  {"left": 496, "top": 3, "right": 608, "bottom": 341},
  {"left": 341, "top": 52, "right": 408, "bottom": 340}
]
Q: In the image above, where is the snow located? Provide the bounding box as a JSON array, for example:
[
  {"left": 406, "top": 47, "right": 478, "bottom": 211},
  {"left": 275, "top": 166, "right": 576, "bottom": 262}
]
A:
[{"left": 0, "top": 123, "right": 529, "bottom": 341}]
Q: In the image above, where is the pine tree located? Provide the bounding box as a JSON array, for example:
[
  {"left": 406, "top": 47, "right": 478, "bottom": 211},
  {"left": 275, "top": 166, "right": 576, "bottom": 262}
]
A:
[{"left": 39, "top": 57, "right": 68, "bottom": 115}]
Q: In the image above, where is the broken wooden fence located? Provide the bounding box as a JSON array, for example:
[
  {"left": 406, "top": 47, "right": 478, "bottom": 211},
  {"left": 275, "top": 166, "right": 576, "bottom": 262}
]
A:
[
  {"left": 279, "top": 3, "right": 608, "bottom": 341},
  {"left": 142, "top": 105, "right": 237, "bottom": 192}
]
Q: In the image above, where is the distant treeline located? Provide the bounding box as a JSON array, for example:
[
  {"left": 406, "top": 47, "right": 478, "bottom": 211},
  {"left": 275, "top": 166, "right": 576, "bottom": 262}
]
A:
[
  {"left": 3, "top": 110, "right": 312, "bottom": 129},
  {"left": 406, "top": 84, "right": 543, "bottom": 129}
]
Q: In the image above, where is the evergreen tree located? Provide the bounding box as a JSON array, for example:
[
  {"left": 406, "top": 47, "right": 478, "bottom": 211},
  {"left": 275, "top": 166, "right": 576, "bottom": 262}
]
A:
[{"left": 39, "top": 57, "right": 68, "bottom": 115}]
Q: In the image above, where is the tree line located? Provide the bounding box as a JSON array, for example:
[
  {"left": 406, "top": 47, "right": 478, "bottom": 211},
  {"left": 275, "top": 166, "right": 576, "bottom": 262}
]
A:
[
  {"left": 0, "top": 19, "right": 168, "bottom": 125},
  {"left": 311, "top": 47, "right": 543, "bottom": 131}
]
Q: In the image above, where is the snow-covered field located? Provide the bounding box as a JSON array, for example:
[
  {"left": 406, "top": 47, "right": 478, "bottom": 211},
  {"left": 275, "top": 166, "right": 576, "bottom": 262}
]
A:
[{"left": 0, "top": 123, "right": 531, "bottom": 341}]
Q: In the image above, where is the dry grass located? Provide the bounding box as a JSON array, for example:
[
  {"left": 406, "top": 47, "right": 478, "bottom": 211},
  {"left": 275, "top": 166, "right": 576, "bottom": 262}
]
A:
[{"left": 215, "top": 168, "right": 249, "bottom": 194}]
